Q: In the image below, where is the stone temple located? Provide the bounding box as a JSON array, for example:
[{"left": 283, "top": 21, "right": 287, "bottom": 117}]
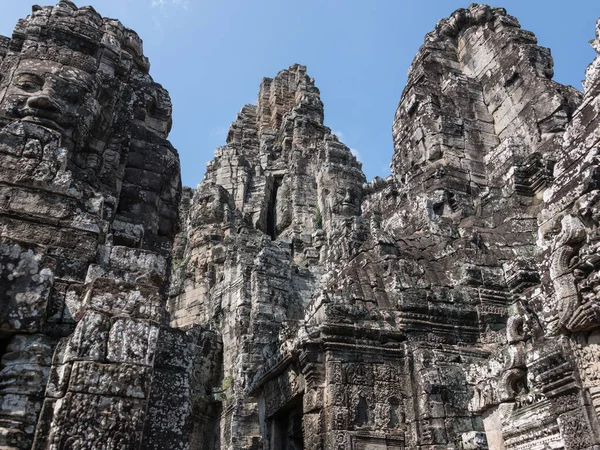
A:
[{"left": 1, "top": 1, "right": 600, "bottom": 449}]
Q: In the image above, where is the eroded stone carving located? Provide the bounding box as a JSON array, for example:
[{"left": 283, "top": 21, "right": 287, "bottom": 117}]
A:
[
  {"left": 0, "top": 2, "right": 195, "bottom": 449},
  {"left": 3, "top": 2, "right": 600, "bottom": 450}
]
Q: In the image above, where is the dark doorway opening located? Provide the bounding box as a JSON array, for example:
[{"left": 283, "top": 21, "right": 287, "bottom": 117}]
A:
[
  {"left": 270, "top": 397, "right": 303, "bottom": 450},
  {"left": 267, "top": 176, "right": 283, "bottom": 240},
  {"left": 0, "top": 333, "right": 12, "bottom": 366}
]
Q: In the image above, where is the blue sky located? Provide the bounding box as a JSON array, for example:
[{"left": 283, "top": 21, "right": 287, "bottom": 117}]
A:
[{"left": 1, "top": 1, "right": 599, "bottom": 187}]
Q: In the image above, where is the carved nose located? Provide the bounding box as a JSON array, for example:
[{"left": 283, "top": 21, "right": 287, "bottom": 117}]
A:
[{"left": 27, "top": 94, "right": 59, "bottom": 112}]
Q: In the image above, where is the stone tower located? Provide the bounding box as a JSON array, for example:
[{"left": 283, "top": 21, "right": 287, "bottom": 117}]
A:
[
  {"left": 2, "top": 2, "right": 600, "bottom": 450},
  {"left": 0, "top": 1, "right": 185, "bottom": 448}
]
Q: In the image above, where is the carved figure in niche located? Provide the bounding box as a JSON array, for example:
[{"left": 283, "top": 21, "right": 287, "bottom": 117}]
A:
[
  {"left": 388, "top": 397, "right": 405, "bottom": 428},
  {"left": 481, "top": 381, "right": 496, "bottom": 408},
  {"left": 374, "top": 396, "right": 405, "bottom": 429},
  {"left": 354, "top": 395, "right": 370, "bottom": 427},
  {"left": 373, "top": 402, "right": 390, "bottom": 429}
]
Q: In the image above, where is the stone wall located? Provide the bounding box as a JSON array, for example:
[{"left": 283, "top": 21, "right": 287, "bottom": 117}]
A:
[
  {"left": 2, "top": 2, "right": 600, "bottom": 450},
  {"left": 0, "top": 2, "right": 196, "bottom": 449}
]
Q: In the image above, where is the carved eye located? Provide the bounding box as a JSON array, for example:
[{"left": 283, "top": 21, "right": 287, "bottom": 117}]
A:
[
  {"left": 17, "top": 80, "right": 42, "bottom": 92},
  {"left": 15, "top": 74, "right": 43, "bottom": 92}
]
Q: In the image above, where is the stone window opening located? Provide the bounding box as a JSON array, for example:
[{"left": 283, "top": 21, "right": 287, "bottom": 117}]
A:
[
  {"left": 0, "top": 334, "right": 11, "bottom": 373},
  {"left": 388, "top": 397, "right": 404, "bottom": 429},
  {"left": 0, "top": 333, "right": 10, "bottom": 354},
  {"left": 0, "top": 330, "right": 14, "bottom": 355},
  {"left": 267, "top": 175, "right": 283, "bottom": 240}
]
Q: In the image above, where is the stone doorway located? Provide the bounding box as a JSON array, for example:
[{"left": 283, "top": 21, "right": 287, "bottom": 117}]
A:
[{"left": 269, "top": 397, "right": 303, "bottom": 450}]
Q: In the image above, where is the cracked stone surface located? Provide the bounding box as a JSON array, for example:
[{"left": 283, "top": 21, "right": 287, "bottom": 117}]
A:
[{"left": 2, "top": 2, "right": 600, "bottom": 450}]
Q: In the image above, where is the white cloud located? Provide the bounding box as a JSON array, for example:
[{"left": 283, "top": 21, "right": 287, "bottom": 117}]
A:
[
  {"left": 350, "top": 148, "right": 361, "bottom": 161},
  {"left": 152, "top": 15, "right": 163, "bottom": 32},
  {"left": 152, "top": 0, "right": 189, "bottom": 10},
  {"left": 333, "top": 130, "right": 344, "bottom": 139},
  {"left": 211, "top": 126, "right": 229, "bottom": 138}
]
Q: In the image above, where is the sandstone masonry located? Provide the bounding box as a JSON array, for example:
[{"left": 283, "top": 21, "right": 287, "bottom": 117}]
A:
[{"left": 1, "top": 2, "right": 600, "bottom": 450}]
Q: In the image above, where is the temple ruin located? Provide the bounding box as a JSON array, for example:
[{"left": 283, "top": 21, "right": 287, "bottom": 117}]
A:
[{"left": 1, "top": 2, "right": 600, "bottom": 449}]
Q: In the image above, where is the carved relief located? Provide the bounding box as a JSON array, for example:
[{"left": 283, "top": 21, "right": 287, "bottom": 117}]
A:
[{"left": 2, "top": 2, "right": 600, "bottom": 450}]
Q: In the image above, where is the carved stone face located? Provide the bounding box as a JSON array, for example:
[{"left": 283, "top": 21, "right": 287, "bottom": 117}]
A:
[
  {"left": 340, "top": 187, "right": 360, "bottom": 215},
  {"left": 0, "top": 58, "right": 98, "bottom": 137},
  {"left": 190, "top": 184, "right": 232, "bottom": 226}
]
